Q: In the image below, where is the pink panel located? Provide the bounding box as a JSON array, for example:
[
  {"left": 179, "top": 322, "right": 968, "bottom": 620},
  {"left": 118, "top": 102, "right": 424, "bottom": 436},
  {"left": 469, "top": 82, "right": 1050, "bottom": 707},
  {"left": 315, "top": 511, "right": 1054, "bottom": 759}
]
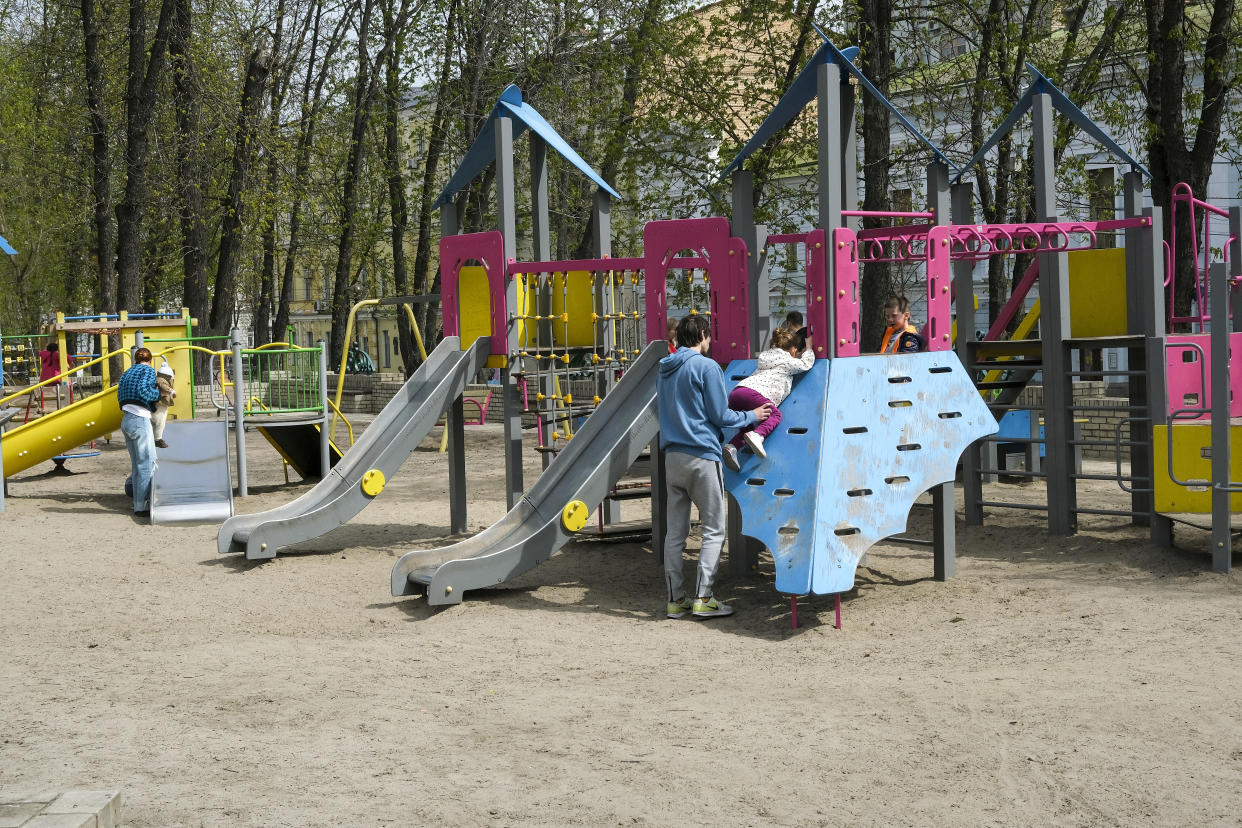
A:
[
  {"left": 643, "top": 217, "right": 747, "bottom": 365},
  {"left": 1164, "top": 332, "right": 1241, "bottom": 419},
  {"left": 439, "top": 231, "right": 506, "bottom": 358},
  {"left": 829, "top": 228, "right": 858, "bottom": 358},
  {"left": 924, "top": 225, "right": 953, "bottom": 352}
]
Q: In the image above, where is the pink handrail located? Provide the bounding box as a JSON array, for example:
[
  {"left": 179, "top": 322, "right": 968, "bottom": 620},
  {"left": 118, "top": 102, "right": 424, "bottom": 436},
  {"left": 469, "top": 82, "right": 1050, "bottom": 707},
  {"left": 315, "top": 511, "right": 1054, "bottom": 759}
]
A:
[{"left": 1168, "top": 182, "right": 1229, "bottom": 328}]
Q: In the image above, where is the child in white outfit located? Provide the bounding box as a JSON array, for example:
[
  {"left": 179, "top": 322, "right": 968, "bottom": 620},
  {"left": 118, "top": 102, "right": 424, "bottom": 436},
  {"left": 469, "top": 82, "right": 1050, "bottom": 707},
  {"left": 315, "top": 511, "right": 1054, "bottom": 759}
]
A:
[
  {"left": 722, "top": 325, "right": 814, "bottom": 470},
  {"left": 152, "top": 361, "right": 176, "bottom": 448}
]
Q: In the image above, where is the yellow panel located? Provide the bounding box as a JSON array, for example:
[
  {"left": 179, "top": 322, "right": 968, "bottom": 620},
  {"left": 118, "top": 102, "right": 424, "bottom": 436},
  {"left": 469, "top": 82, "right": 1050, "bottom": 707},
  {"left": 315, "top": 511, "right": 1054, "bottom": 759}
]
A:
[
  {"left": 150, "top": 344, "right": 195, "bottom": 421},
  {"left": 1153, "top": 424, "right": 1242, "bottom": 513},
  {"left": 2, "top": 386, "right": 123, "bottom": 477},
  {"left": 459, "top": 266, "right": 534, "bottom": 360},
  {"left": 550, "top": 271, "right": 595, "bottom": 347},
  {"left": 1068, "top": 248, "right": 1128, "bottom": 337}
]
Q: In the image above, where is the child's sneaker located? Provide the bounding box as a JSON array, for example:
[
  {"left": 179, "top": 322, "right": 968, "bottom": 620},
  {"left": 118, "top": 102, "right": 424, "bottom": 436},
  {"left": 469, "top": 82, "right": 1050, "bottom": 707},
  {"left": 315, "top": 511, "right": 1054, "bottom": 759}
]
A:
[
  {"left": 743, "top": 431, "right": 766, "bottom": 458},
  {"left": 722, "top": 444, "right": 741, "bottom": 471},
  {"left": 666, "top": 596, "right": 694, "bottom": 619},
  {"left": 692, "top": 597, "right": 733, "bottom": 618},
  {"left": 155, "top": 439, "right": 169, "bottom": 449}
]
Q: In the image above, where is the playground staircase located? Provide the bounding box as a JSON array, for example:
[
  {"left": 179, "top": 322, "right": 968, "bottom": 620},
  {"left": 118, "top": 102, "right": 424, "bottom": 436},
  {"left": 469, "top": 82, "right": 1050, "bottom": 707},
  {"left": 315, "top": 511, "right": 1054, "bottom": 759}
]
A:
[
  {"left": 722, "top": 353, "right": 996, "bottom": 596},
  {"left": 965, "top": 338, "right": 1043, "bottom": 411}
]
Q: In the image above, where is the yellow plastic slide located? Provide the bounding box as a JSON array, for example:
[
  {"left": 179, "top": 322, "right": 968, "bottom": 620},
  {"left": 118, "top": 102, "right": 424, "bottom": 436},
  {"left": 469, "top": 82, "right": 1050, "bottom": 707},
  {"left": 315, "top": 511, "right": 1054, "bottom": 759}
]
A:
[{"left": 2, "top": 386, "right": 121, "bottom": 477}]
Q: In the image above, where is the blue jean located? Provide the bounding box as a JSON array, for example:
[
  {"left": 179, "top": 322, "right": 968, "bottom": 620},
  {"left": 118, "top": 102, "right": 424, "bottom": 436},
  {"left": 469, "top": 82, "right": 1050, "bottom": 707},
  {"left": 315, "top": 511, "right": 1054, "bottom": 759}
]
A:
[{"left": 121, "top": 411, "right": 157, "bottom": 512}]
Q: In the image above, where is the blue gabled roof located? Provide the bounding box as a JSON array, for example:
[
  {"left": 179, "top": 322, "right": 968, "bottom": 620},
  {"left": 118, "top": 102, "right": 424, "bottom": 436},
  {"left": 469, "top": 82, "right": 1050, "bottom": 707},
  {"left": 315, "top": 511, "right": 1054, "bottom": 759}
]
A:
[
  {"left": 953, "top": 64, "right": 1151, "bottom": 184},
  {"left": 435, "top": 84, "right": 622, "bottom": 208},
  {"left": 723, "top": 26, "right": 958, "bottom": 177}
]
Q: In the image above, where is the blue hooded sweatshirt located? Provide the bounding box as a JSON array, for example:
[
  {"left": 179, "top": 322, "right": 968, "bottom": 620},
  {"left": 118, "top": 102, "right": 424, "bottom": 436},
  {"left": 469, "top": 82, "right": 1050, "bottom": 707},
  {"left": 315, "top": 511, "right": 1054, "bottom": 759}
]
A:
[{"left": 657, "top": 347, "right": 756, "bottom": 461}]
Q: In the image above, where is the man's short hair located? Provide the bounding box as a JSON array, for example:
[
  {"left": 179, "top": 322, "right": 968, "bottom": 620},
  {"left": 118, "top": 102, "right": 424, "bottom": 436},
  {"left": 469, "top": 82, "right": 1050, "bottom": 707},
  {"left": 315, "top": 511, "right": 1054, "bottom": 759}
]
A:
[
  {"left": 884, "top": 295, "right": 910, "bottom": 314},
  {"left": 783, "top": 310, "right": 804, "bottom": 329},
  {"left": 675, "top": 315, "right": 710, "bottom": 348}
]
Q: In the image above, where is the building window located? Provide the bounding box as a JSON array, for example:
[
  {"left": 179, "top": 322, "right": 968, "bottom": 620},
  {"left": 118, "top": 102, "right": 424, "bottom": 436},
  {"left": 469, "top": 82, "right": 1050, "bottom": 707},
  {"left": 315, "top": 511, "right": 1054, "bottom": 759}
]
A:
[
  {"left": 305, "top": 331, "right": 313, "bottom": 348},
  {"left": 383, "top": 330, "right": 391, "bottom": 368}
]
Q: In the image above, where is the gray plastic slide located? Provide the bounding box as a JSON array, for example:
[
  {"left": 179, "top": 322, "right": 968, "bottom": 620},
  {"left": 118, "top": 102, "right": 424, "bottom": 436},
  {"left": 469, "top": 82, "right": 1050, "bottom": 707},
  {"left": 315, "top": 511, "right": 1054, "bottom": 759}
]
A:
[
  {"left": 218, "top": 336, "right": 490, "bottom": 559},
  {"left": 391, "top": 342, "right": 664, "bottom": 606},
  {"left": 152, "top": 420, "right": 234, "bottom": 524}
]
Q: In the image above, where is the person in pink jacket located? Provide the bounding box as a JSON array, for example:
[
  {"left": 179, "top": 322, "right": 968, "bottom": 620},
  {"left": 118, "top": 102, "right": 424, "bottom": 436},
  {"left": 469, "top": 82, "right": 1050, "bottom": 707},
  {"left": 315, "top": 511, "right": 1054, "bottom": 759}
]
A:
[{"left": 722, "top": 325, "right": 814, "bottom": 470}]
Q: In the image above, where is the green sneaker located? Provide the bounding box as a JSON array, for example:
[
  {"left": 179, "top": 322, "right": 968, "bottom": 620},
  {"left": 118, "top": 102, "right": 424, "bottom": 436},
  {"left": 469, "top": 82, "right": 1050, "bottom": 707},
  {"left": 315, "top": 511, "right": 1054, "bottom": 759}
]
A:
[
  {"left": 666, "top": 596, "right": 693, "bottom": 619},
  {"left": 692, "top": 597, "right": 733, "bottom": 618}
]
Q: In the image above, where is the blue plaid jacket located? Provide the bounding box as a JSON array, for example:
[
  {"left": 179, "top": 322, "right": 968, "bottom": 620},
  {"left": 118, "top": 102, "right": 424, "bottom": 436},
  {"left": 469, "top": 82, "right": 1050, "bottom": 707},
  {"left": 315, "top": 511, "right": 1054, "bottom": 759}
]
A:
[{"left": 117, "top": 363, "right": 159, "bottom": 412}]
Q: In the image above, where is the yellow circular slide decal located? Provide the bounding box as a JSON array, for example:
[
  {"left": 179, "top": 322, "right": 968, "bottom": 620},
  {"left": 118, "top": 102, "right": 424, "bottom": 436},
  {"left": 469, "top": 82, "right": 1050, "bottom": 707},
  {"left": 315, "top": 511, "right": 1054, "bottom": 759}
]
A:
[
  {"left": 360, "top": 469, "right": 386, "bottom": 497},
  {"left": 561, "top": 500, "right": 589, "bottom": 532}
]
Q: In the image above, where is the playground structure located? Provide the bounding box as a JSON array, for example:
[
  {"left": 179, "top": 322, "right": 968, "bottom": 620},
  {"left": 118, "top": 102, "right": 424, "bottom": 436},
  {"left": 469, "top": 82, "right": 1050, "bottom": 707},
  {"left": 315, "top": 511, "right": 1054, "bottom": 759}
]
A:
[
  {"left": 378, "top": 71, "right": 997, "bottom": 612},
  {"left": 0, "top": 314, "right": 341, "bottom": 514}
]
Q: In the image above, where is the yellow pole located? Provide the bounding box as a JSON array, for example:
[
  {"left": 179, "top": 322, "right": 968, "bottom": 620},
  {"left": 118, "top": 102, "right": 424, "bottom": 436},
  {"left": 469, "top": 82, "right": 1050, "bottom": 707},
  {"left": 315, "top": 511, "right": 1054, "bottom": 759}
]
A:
[{"left": 331, "top": 298, "right": 379, "bottom": 441}]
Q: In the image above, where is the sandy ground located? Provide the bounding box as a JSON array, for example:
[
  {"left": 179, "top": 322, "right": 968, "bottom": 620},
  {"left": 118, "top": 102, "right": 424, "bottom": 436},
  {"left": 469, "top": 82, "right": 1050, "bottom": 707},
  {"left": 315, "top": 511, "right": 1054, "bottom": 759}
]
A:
[{"left": 1, "top": 417, "right": 1240, "bottom": 827}]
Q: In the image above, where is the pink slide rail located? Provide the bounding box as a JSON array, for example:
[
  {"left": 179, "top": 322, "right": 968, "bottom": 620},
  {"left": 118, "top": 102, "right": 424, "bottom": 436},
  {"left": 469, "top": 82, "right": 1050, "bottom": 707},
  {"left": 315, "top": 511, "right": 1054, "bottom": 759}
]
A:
[
  {"left": 1166, "top": 182, "right": 1238, "bottom": 330},
  {"left": 440, "top": 218, "right": 754, "bottom": 368}
]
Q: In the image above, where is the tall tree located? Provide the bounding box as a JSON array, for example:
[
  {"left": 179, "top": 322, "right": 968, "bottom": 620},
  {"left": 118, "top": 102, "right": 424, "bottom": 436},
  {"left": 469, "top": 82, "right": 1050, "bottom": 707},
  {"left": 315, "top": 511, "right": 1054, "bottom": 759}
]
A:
[
  {"left": 1143, "top": 0, "right": 1238, "bottom": 322},
  {"left": 114, "top": 0, "right": 176, "bottom": 311}
]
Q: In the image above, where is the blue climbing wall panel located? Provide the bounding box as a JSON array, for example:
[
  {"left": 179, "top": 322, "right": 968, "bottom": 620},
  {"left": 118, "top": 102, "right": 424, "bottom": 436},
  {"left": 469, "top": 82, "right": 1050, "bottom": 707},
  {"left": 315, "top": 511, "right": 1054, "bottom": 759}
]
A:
[{"left": 723, "top": 353, "right": 997, "bottom": 596}]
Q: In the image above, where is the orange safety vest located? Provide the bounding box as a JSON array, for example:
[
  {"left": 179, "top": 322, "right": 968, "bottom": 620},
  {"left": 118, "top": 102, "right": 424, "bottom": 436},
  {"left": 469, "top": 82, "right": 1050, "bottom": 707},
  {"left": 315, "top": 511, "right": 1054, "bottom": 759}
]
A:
[{"left": 880, "top": 323, "right": 918, "bottom": 354}]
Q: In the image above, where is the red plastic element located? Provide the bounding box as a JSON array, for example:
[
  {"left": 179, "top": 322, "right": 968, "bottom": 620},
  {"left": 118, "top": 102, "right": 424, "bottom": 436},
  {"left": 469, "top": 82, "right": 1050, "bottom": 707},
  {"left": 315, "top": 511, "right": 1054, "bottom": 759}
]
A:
[{"left": 439, "top": 231, "right": 507, "bottom": 359}]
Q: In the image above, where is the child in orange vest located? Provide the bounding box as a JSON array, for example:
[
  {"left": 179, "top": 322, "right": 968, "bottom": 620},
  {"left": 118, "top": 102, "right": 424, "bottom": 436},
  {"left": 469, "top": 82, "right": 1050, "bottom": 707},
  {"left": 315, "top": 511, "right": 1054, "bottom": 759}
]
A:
[{"left": 879, "top": 295, "right": 925, "bottom": 354}]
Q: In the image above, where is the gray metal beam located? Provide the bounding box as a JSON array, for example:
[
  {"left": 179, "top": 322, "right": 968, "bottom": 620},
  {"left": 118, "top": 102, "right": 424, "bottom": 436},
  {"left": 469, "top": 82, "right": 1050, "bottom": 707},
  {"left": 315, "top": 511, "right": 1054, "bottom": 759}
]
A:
[
  {"left": 1122, "top": 172, "right": 1153, "bottom": 526},
  {"left": 1031, "top": 93, "right": 1075, "bottom": 534},
  {"left": 496, "top": 116, "right": 524, "bottom": 509},
  {"left": 928, "top": 161, "right": 956, "bottom": 579},
  {"left": 1210, "top": 209, "right": 1238, "bottom": 571},
  {"left": 952, "top": 180, "right": 983, "bottom": 525},
  {"left": 817, "top": 61, "right": 842, "bottom": 350},
  {"left": 593, "top": 189, "right": 621, "bottom": 525}
]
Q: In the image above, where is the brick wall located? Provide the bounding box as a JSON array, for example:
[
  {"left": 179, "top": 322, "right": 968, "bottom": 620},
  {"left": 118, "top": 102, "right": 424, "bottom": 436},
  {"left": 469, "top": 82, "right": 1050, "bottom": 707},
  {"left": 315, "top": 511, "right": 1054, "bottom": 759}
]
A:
[{"left": 1016, "top": 382, "right": 1136, "bottom": 460}]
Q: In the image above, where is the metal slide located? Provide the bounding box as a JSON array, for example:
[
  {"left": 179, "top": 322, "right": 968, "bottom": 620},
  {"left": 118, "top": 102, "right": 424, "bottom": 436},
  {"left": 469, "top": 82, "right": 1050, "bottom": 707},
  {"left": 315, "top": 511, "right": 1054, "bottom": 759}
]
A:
[
  {"left": 2, "top": 385, "right": 122, "bottom": 478},
  {"left": 152, "top": 420, "right": 234, "bottom": 524},
  {"left": 218, "top": 336, "right": 489, "bottom": 559},
  {"left": 391, "top": 342, "right": 664, "bottom": 605}
]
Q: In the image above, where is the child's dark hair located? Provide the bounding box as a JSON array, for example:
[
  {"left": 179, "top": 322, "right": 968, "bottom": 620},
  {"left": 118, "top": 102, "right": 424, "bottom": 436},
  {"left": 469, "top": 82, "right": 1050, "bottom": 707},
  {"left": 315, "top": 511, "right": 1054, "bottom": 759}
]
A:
[
  {"left": 783, "top": 310, "right": 803, "bottom": 329},
  {"left": 769, "top": 327, "right": 798, "bottom": 351},
  {"left": 46, "top": 341, "right": 58, "bottom": 352},
  {"left": 884, "top": 295, "right": 910, "bottom": 314},
  {"left": 675, "top": 315, "right": 710, "bottom": 348}
]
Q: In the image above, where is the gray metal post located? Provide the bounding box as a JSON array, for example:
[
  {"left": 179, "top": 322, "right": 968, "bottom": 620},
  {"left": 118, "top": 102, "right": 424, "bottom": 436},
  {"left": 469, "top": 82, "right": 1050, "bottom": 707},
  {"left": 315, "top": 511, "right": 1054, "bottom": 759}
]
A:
[
  {"left": 590, "top": 190, "right": 622, "bottom": 526},
  {"left": 727, "top": 170, "right": 765, "bottom": 575},
  {"left": 953, "top": 180, "right": 984, "bottom": 524},
  {"left": 447, "top": 394, "right": 467, "bottom": 533},
  {"left": 1122, "top": 172, "right": 1154, "bottom": 526},
  {"left": 530, "top": 134, "right": 554, "bottom": 471},
  {"left": 496, "top": 116, "right": 524, "bottom": 508},
  {"left": 1140, "top": 204, "right": 1173, "bottom": 545},
  {"left": 231, "top": 328, "right": 248, "bottom": 497},
  {"left": 1031, "top": 94, "right": 1075, "bottom": 534},
  {"left": 651, "top": 436, "right": 667, "bottom": 566},
  {"left": 816, "top": 60, "right": 843, "bottom": 350},
  {"left": 928, "top": 161, "right": 956, "bottom": 579},
  {"left": 1210, "top": 208, "right": 1239, "bottom": 571},
  {"left": 440, "top": 200, "right": 458, "bottom": 237},
  {"left": 318, "top": 340, "right": 330, "bottom": 477}
]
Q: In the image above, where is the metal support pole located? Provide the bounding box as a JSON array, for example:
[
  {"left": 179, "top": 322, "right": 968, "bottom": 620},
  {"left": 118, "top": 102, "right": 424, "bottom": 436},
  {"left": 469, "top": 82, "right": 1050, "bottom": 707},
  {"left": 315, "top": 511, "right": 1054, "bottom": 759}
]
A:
[
  {"left": 1122, "top": 171, "right": 1153, "bottom": 526},
  {"left": 318, "top": 340, "right": 330, "bottom": 477},
  {"left": 530, "top": 134, "right": 554, "bottom": 472},
  {"left": 1210, "top": 208, "right": 1239, "bottom": 571},
  {"left": 953, "top": 180, "right": 984, "bottom": 525},
  {"left": 651, "top": 437, "right": 667, "bottom": 566},
  {"left": 1141, "top": 204, "right": 1173, "bottom": 545},
  {"left": 816, "top": 60, "right": 843, "bottom": 350},
  {"left": 728, "top": 169, "right": 764, "bottom": 575},
  {"left": 448, "top": 394, "right": 467, "bottom": 533},
  {"left": 496, "top": 115, "right": 524, "bottom": 508},
  {"left": 591, "top": 190, "right": 622, "bottom": 526},
  {"left": 231, "top": 328, "right": 248, "bottom": 497},
  {"left": 928, "top": 161, "right": 956, "bottom": 579},
  {"left": 1032, "top": 93, "right": 1075, "bottom": 534}
]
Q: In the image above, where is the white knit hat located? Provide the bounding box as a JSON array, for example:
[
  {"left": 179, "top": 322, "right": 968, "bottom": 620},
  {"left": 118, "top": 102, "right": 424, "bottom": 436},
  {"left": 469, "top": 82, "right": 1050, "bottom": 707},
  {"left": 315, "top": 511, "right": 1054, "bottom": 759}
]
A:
[{"left": 158, "top": 361, "right": 174, "bottom": 378}]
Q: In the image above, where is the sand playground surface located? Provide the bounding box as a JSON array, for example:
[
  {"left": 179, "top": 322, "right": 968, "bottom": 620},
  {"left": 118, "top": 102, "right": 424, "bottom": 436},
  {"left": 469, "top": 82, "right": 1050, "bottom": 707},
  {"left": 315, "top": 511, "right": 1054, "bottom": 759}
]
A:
[{"left": 1, "top": 418, "right": 1240, "bottom": 826}]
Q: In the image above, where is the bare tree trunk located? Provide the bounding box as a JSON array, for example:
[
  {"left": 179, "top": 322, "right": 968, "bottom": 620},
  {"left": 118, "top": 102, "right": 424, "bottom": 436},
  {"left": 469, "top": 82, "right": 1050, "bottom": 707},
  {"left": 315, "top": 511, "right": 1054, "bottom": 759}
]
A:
[
  {"left": 209, "top": 43, "right": 271, "bottom": 334},
  {"left": 81, "top": 0, "right": 117, "bottom": 362},
  {"left": 856, "top": 0, "right": 893, "bottom": 352},
  {"left": 1144, "top": 0, "right": 1235, "bottom": 326},
  {"left": 170, "top": 0, "right": 208, "bottom": 335},
  {"left": 380, "top": 0, "right": 416, "bottom": 374},
  {"left": 329, "top": 0, "right": 378, "bottom": 361},
  {"left": 115, "top": 0, "right": 176, "bottom": 311},
  {"left": 410, "top": 0, "right": 461, "bottom": 348}
]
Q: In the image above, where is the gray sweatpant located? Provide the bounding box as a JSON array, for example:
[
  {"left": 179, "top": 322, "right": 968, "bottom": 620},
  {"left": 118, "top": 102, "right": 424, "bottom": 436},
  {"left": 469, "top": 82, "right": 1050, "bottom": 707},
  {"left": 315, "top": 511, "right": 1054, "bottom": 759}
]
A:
[{"left": 664, "top": 452, "right": 726, "bottom": 601}]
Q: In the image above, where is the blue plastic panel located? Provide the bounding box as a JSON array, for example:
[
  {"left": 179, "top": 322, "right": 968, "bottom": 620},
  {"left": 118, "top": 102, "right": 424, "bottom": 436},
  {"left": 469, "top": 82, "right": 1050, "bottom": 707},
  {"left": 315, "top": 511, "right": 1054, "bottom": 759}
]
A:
[{"left": 724, "top": 353, "right": 997, "bottom": 595}]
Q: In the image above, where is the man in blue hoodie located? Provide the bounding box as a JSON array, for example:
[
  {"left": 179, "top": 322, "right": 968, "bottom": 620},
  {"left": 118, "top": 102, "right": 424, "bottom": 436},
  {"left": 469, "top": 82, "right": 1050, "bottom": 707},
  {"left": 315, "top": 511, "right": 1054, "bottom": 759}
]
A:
[{"left": 658, "top": 315, "right": 771, "bottom": 619}]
